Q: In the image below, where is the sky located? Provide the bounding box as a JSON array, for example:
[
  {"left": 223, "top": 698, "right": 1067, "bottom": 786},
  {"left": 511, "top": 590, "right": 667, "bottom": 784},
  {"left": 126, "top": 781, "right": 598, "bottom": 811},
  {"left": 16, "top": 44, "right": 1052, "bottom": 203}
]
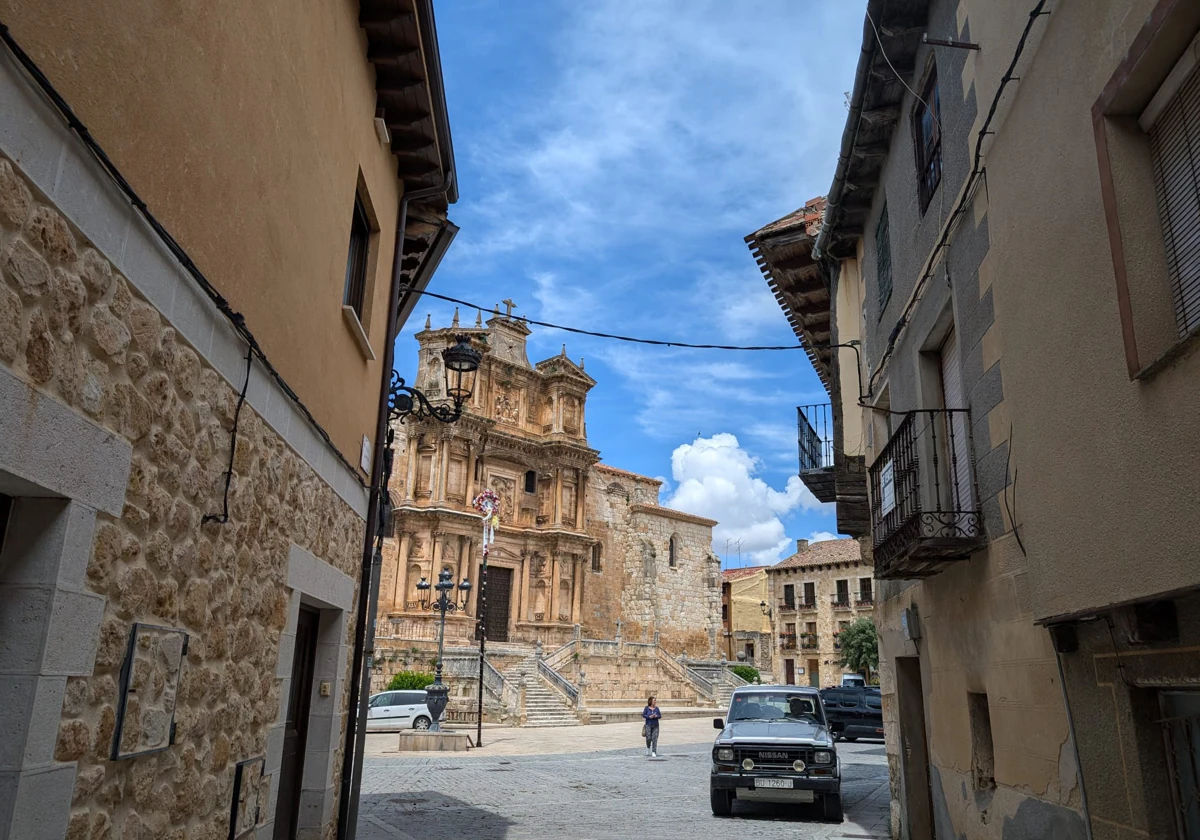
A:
[{"left": 397, "top": 0, "right": 865, "bottom": 567}]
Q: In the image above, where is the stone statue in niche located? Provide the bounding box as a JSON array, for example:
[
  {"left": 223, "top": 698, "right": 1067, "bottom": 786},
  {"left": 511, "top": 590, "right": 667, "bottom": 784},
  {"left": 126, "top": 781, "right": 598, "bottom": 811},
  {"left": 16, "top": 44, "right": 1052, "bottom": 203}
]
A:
[
  {"left": 563, "top": 396, "right": 580, "bottom": 432},
  {"left": 494, "top": 386, "right": 520, "bottom": 424},
  {"left": 489, "top": 475, "right": 515, "bottom": 520},
  {"left": 561, "top": 483, "right": 577, "bottom": 527},
  {"left": 529, "top": 552, "right": 547, "bottom": 578},
  {"left": 410, "top": 537, "right": 425, "bottom": 558}
]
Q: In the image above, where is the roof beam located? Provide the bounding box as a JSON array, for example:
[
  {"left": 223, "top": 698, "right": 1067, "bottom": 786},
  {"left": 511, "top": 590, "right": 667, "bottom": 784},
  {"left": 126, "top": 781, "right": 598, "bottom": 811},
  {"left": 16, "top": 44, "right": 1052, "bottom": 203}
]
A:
[
  {"left": 359, "top": 7, "right": 415, "bottom": 25},
  {"left": 367, "top": 44, "right": 420, "bottom": 62},
  {"left": 860, "top": 106, "right": 900, "bottom": 125}
]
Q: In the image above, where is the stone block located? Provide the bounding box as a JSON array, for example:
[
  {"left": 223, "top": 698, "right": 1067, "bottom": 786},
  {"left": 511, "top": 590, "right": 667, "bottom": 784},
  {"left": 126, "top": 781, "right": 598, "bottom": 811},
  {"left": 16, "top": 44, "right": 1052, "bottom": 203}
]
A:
[
  {"left": 396, "top": 731, "right": 473, "bottom": 752},
  {"left": 51, "top": 146, "right": 132, "bottom": 261},
  {"left": 9, "top": 764, "right": 76, "bottom": 840},
  {"left": 43, "top": 590, "right": 105, "bottom": 676},
  {"left": 0, "top": 585, "right": 53, "bottom": 673}
]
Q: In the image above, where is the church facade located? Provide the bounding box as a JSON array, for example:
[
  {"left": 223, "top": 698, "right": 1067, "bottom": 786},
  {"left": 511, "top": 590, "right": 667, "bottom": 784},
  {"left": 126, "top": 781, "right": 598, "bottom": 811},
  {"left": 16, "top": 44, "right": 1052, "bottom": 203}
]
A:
[{"left": 376, "top": 309, "right": 722, "bottom": 656}]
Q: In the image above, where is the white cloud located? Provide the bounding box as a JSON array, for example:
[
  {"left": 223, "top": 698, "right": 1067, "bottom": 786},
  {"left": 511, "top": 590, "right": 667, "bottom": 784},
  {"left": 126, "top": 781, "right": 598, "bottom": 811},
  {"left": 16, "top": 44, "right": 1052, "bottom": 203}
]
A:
[
  {"left": 665, "top": 433, "right": 827, "bottom": 564},
  {"left": 808, "top": 531, "right": 839, "bottom": 544}
]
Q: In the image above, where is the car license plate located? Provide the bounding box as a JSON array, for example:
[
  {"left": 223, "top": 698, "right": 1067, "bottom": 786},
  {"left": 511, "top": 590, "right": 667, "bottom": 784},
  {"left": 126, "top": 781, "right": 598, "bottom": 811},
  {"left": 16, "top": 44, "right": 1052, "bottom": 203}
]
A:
[{"left": 754, "top": 778, "right": 793, "bottom": 789}]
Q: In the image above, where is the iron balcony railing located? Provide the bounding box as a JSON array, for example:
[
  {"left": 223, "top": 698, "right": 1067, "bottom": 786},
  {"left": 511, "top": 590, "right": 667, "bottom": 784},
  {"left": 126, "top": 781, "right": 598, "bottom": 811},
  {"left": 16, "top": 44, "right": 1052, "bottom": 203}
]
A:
[
  {"left": 869, "top": 409, "right": 984, "bottom": 578},
  {"left": 798, "top": 597, "right": 818, "bottom": 611},
  {"left": 779, "top": 633, "right": 797, "bottom": 650},
  {"left": 778, "top": 598, "right": 797, "bottom": 612},
  {"left": 831, "top": 595, "right": 853, "bottom": 611},
  {"left": 797, "top": 403, "right": 834, "bottom": 473},
  {"left": 855, "top": 593, "right": 874, "bottom": 607},
  {"left": 800, "top": 633, "right": 819, "bottom": 650}
]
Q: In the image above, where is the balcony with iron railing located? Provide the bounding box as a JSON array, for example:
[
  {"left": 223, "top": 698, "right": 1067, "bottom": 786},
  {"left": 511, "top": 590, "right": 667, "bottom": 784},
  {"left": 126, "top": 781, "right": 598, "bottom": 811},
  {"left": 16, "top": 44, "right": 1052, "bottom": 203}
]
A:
[
  {"left": 797, "top": 404, "right": 835, "bottom": 503},
  {"left": 778, "top": 598, "right": 797, "bottom": 612},
  {"left": 855, "top": 593, "right": 874, "bottom": 608},
  {"left": 831, "top": 595, "right": 853, "bottom": 612},
  {"left": 800, "top": 633, "right": 819, "bottom": 650},
  {"left": 869, "top": 409, "right": 985, "bottom": 579},
  {"left": 779, "top": 633, "right": 797, "bottom": 650}
]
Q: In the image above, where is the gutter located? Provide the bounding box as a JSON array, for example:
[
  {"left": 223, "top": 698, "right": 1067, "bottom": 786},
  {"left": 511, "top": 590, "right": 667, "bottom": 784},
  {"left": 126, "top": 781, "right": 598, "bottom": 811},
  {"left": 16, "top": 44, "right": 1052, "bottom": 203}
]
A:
[
  {"left": 812, "top": 0, "right": 881, "bottom": 262},
  {"left": 337, "top": 171, "right": 455, "bottom": 840}
]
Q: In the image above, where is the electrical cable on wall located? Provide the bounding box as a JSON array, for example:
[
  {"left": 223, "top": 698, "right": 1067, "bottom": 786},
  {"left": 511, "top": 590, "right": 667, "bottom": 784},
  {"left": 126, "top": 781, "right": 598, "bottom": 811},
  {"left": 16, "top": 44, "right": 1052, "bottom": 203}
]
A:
[{"left": 202, "top": 346, "right": 253, "bottom": 525}]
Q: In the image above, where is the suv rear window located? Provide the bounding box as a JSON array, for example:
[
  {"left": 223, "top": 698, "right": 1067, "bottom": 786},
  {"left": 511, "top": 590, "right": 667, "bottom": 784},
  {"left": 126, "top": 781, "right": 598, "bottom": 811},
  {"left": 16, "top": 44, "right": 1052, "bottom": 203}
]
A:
[{"left": 865, "top": 694, "right": 882, "bottom": 710}]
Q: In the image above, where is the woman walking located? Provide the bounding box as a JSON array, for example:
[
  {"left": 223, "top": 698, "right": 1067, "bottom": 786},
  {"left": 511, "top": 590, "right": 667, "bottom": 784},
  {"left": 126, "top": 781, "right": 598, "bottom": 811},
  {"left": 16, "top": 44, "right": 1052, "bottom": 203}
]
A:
[{"left": 642, "top": 696, "right": 662, "bottom": 757}]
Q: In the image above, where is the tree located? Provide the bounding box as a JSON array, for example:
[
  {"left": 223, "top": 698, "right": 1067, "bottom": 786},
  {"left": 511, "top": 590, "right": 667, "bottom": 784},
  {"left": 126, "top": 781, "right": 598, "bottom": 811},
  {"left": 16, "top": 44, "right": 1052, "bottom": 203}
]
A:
[
  {"left": 385, "top": 670, "right": 435, "bottom": 691},
  {"left": 838, "top": 618, "right": 879, "bottom": 676}
]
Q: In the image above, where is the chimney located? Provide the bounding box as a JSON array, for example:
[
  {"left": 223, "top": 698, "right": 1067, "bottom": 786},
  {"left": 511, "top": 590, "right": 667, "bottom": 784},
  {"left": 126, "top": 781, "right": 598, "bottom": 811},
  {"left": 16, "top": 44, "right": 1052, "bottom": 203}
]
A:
[{"left": 796, "top": 539, "right": 809, "bottom": 554}]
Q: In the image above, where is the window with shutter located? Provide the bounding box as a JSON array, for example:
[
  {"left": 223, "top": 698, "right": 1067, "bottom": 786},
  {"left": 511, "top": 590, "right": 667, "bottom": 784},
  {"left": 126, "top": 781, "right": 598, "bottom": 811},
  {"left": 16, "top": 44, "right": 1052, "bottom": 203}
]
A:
[
  {"left": 1148, "top": 57, "right": 1200, "bottom": 336},
  {"left": 876, "top": 203, "right": 892, "bottom": 312}
]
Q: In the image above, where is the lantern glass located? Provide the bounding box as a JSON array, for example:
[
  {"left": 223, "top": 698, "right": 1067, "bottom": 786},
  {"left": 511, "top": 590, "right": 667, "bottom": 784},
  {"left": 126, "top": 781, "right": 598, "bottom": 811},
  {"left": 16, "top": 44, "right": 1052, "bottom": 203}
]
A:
[{"left": 442, "top": 336, "right": 481, "bottom": 405}]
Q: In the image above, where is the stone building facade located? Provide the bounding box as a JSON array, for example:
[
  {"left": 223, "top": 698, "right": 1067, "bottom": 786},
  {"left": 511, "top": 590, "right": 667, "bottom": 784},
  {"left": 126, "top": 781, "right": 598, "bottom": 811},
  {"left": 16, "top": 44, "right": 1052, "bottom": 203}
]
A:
[
  {"left": 0, "top": 3, "right": 458, "bottom": 838},
  {"left": 376, "top": 313, "right": 721, "bottom": 664},
  {"left": 765, "top": 539, "right": 874, "bottom": 689}
]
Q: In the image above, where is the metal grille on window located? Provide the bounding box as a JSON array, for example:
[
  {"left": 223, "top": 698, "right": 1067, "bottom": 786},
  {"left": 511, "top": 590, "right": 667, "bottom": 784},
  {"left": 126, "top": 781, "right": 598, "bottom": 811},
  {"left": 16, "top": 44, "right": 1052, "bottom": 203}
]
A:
[
  {"left": 344, "top": 195, "right": 370, "bottom": 320},
  {"left": 876, "top": 203, "right": 892, "bottom": 310},
  {"left": 1150, "top": 60, "right": 1200, "bottom": 337},
  {"left": 914, "top": 65, "right": 942, "bottom": 212}
]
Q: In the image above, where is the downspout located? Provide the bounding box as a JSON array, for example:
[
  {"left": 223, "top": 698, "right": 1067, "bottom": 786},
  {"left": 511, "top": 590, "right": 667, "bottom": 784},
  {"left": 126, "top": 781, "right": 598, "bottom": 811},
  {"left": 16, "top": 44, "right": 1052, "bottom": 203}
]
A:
[{"left": 337, "top": 171, "right": 454, "bottom": 839}]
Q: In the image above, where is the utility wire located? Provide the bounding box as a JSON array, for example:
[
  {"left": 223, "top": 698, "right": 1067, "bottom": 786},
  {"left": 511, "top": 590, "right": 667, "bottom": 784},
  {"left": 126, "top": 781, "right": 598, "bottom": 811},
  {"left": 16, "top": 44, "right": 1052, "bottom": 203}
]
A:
[
  {"left": 866, "top": 0, "right": 1050, "bottom": 395},
  {"left": 404, "top": 286, "right": 817, "bottom": 351}
]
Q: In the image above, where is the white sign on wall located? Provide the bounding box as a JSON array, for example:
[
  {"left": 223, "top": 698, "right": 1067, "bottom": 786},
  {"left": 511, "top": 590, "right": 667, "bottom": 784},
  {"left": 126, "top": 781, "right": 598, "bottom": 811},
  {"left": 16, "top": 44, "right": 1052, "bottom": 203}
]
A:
[
  {"left": 360, "top": 435, "right": 372, "bottom": 474},
  {"left": 880, "top": 458, "right": 896, "bottom": 515}
]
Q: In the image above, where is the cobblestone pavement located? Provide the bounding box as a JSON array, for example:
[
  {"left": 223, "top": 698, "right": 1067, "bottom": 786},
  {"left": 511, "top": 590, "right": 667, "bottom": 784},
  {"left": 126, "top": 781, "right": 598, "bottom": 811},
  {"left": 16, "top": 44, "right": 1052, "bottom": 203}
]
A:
[{"left": 356, "top": 721, "right": 890, "bottom": 840}]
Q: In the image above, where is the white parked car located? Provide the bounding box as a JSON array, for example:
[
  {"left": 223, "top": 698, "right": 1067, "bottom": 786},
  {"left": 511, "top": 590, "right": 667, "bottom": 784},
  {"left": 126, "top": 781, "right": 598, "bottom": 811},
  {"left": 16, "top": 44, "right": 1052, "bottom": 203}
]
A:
[{"left": 366, "top": 690, "right": 433, "bottom": 731}]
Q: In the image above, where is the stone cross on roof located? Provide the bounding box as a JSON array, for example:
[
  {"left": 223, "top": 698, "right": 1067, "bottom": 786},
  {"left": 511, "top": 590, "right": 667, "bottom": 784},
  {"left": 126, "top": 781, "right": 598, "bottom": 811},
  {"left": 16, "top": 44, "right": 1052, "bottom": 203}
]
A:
[{"left": 501, "top": 298, "right": 517, "bottom": 318}]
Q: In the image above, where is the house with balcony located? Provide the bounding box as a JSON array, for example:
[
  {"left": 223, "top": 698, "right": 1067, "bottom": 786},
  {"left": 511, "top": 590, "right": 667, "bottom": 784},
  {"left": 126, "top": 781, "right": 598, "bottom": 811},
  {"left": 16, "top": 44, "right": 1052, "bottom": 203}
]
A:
[
  {"left": 792, "top": 2, "right": 1093, "bottom": 838},
  {"left": 764, "top": 539, "right": 873, "bottom": 689}
]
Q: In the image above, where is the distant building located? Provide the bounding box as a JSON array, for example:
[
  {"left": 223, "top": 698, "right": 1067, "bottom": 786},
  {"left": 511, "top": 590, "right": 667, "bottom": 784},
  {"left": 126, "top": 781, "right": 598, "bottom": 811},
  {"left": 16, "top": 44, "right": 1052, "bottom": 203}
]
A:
[
  {"left": 720, "top": 566, "right": 773, "bottom": 671},
  {"left": 765, "top": 539, "right": 874, "bottom": 688},
  {"left": 375, "top": 311, "right": 722, "bottom": 672}
]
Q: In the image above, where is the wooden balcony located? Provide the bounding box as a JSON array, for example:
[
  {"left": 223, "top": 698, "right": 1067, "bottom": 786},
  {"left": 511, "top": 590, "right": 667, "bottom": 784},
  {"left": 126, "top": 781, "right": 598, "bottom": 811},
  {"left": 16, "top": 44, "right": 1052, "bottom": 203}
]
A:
[{"left": 869, "top": 409, "right": 985, "bottom": 579}]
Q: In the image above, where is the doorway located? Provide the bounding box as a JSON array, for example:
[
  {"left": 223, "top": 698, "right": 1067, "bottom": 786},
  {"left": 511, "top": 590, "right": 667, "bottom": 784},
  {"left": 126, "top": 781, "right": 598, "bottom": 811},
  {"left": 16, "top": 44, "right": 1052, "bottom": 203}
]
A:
[
  {"left": 484, "top": 566, "right": 513, "bottom": 642},
  {"left": 896, "top": 656, "right": 935, "bottom": 839},
  {"left": 784, "top": 659, "right": 795, "bottom": 685},
  {"left": 275, "top": 606, "right": 319, "bottom": 840},
  {"left": 808, "top": 659, "right": 820, "bottom": 688}
]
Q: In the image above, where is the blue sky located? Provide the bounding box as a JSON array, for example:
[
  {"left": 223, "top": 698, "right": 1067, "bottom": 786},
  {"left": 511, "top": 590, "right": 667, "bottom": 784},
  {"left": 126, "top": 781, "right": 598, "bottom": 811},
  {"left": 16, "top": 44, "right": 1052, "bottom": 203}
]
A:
[{"left": 397, "top": 1, "right": 865, "bottom": 566}]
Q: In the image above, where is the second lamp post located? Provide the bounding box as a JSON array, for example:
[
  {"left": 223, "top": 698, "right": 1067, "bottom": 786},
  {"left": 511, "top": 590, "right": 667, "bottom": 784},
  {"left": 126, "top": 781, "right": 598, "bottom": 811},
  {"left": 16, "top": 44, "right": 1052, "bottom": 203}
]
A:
[{"left": 415, "top": 567, "right": 471, "bottom": 731}]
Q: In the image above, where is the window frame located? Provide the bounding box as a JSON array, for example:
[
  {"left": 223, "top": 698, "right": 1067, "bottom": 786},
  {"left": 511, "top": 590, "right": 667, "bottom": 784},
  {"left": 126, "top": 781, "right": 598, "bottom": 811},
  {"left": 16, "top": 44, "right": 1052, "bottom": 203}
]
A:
[
  {"left": 668, "top": 535, "right": 677, "bottom": 568},
  {"left": 913, "top": 62, "right": 943, "bottom": 214},
  {"left": 591, "top": 543, "right": 602, "bottom": 573},
  {"left": 343, "top": 193, "right": 371, "bottom": 321},
  {"left": 524, "top": 470, "right": 537, "bottom": 494},
  {"left": 875, "top": 202, "right": 893, "bottom": 314}
]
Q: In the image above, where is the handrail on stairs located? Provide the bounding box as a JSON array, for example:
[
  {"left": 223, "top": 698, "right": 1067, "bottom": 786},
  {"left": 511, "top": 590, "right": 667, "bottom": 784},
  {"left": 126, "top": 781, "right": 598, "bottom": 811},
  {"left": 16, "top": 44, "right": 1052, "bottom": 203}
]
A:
[{"left": 536, "top": 658, "right": 579, "bottom": 705}]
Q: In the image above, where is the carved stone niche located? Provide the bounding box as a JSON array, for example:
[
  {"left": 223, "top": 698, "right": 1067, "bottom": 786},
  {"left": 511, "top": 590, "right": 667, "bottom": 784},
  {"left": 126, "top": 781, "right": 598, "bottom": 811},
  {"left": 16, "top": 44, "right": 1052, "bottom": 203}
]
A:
[{"left": 529, "top": 552, "right": 547, "bottom": 578}]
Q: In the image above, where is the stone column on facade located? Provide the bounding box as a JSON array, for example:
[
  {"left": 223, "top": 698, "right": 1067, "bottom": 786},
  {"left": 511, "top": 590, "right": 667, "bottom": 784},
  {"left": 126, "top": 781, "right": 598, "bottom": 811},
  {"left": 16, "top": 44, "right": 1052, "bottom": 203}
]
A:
[
  {"left": 404, "top": 434, "right": 418, "bottom": 502},
  {"left": 456, "top": 535, "right": 469, "bottom": 587},
  {"left": 553, "top": 468, "right": 563, "bottom": 527},
  {"left": 431, "top": 532, "right": 445, "bottom": 580},
  {"left": 519, "top": 550, "right": 531, "bottom": 623},
  {"left": 466, "top": 538, "right": 480, "bottom": 616},
  {"left": 575, "top": 469, "right": 586, "bottom": 529},
  {"left": 436, "top": 437, "right": 451, "bottom": 504},
  {"left": 572, "top": 554, "right": 583, "bottom": 623},
  {"left": 464, "top": 440, "right": 476, "bottom": 503},
  {"left": 549, "top": 552, "right": 560, "bottom": 622},
  {"left": 394, "top": 531, "right": 413, "bottom": 612}
]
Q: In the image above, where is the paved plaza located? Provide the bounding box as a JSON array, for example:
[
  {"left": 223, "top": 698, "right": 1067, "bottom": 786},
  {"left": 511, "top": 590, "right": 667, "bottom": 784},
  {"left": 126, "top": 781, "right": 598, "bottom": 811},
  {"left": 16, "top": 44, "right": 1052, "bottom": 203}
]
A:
[{"left": 356, "top": 719, "right": 890, "bottom": 840}]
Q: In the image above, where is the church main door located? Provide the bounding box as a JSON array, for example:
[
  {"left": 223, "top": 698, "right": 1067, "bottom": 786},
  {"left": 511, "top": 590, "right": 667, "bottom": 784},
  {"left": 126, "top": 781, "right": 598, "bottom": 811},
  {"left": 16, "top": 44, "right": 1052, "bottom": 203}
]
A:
[{"left": 483, "top": 566, "right": 513, "bottom": 642}]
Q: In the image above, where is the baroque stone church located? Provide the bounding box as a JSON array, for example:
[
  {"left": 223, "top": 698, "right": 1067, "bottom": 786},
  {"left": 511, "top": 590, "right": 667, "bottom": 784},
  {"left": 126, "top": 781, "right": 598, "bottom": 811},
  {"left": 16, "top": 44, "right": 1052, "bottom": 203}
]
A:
[{"left": 376, "top": 308, "right": 722, "bottom": 657}]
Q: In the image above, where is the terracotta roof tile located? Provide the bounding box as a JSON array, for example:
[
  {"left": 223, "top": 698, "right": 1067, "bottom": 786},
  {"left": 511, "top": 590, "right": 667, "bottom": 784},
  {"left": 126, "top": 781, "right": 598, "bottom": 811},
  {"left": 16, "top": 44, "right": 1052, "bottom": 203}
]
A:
[
  {"left": 722, "top": 566, "right": 768, "bottom": 581},
  {"left": 770, "top": 538, "right": 862, "bottom": 570}
]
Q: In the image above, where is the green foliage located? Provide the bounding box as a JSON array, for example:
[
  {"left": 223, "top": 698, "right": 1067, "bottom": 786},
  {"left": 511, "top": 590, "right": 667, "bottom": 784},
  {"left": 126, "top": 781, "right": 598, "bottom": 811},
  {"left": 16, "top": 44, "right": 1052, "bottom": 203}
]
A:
[
  {"left": 730, "top": 664, "right": 760, "bottom": 684},
  {"left": 837, "top": 618, "right": 879, "bottom": 675},
  {"left": 385, "top": 670, "right": 435, "bottom": 691}
]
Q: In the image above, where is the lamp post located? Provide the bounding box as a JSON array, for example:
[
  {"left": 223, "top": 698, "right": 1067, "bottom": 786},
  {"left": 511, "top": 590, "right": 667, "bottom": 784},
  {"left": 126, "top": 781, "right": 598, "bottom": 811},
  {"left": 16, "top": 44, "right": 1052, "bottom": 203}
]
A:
[{"left": 415, "top": 567, "right": 471, "bottom": 732}]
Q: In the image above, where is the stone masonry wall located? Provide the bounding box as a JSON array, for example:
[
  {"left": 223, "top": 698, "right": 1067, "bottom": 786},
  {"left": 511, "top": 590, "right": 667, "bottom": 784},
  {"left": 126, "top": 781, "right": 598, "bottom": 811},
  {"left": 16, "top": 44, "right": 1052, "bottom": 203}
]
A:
[
  {"left": 0, "top": 155, "right": 364, "bottom": 840},
  {"left": 585, "top": 468, "right": 720, "bottom": 657}
]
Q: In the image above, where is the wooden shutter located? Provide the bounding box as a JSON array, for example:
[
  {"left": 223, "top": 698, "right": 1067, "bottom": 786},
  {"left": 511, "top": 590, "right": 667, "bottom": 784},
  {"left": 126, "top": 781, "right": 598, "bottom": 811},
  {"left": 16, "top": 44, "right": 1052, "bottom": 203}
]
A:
[
  {"left": 1150, "top": 59, "right": 1200, "bottom": 336},
  {"left": 939, "top": 330, "right": 973, "bottom": 512}
]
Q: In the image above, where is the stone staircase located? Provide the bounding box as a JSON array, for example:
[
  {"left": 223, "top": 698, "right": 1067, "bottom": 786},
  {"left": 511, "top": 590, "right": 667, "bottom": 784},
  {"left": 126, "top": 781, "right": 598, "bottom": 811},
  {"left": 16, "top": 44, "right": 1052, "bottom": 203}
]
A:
[{"left": 504, "top": 657, "right": 579, "bottom": 727}]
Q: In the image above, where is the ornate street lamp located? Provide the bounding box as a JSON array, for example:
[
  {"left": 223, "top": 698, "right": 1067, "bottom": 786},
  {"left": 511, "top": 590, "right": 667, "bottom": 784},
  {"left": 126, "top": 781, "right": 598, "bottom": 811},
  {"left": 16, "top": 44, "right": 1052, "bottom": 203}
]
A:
[
  {"left": 760, "top": 600, "right": 773, "bottom": 619},
  {"left": 388, "top": 335, "right": 482, "bottom": 424},
  {"left": 415, "top": 567, "right": 471, "bottom": 732}
]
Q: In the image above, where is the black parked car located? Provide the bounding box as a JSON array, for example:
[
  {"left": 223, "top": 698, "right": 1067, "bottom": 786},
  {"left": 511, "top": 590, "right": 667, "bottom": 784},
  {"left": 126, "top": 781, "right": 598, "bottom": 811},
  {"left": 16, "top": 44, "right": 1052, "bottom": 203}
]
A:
[
  {"left": 711, "top": 686, "right": 844, "bottom": 821},
  {"left": 819, "top": 687, "right": 884, "bottom": 741}
]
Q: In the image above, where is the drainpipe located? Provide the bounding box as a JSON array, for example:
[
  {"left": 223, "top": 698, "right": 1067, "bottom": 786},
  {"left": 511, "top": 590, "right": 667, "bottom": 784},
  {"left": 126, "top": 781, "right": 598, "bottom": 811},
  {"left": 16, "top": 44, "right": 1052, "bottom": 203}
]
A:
[{"left": 337, "top": 171, "right": 454, "bottom": 839}]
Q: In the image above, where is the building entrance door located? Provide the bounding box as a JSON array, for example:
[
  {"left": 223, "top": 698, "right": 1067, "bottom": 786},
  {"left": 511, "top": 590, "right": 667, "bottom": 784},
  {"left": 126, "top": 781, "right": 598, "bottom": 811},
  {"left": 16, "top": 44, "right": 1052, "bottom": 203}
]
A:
[
  {"left": 784, "top": 659, "right": 795, "bottom": 685},
  {"left": 484, "top": 566, "right": 512, "bottom": 643},
  {"left": 896, "top": 656, "right": 935, "bottom": 839},
  {"left": 275, "top": 606, "right": 319, "bottom": 840},
  {"left": 808, "top": 659, "right": 820, "bottom": 688}
]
